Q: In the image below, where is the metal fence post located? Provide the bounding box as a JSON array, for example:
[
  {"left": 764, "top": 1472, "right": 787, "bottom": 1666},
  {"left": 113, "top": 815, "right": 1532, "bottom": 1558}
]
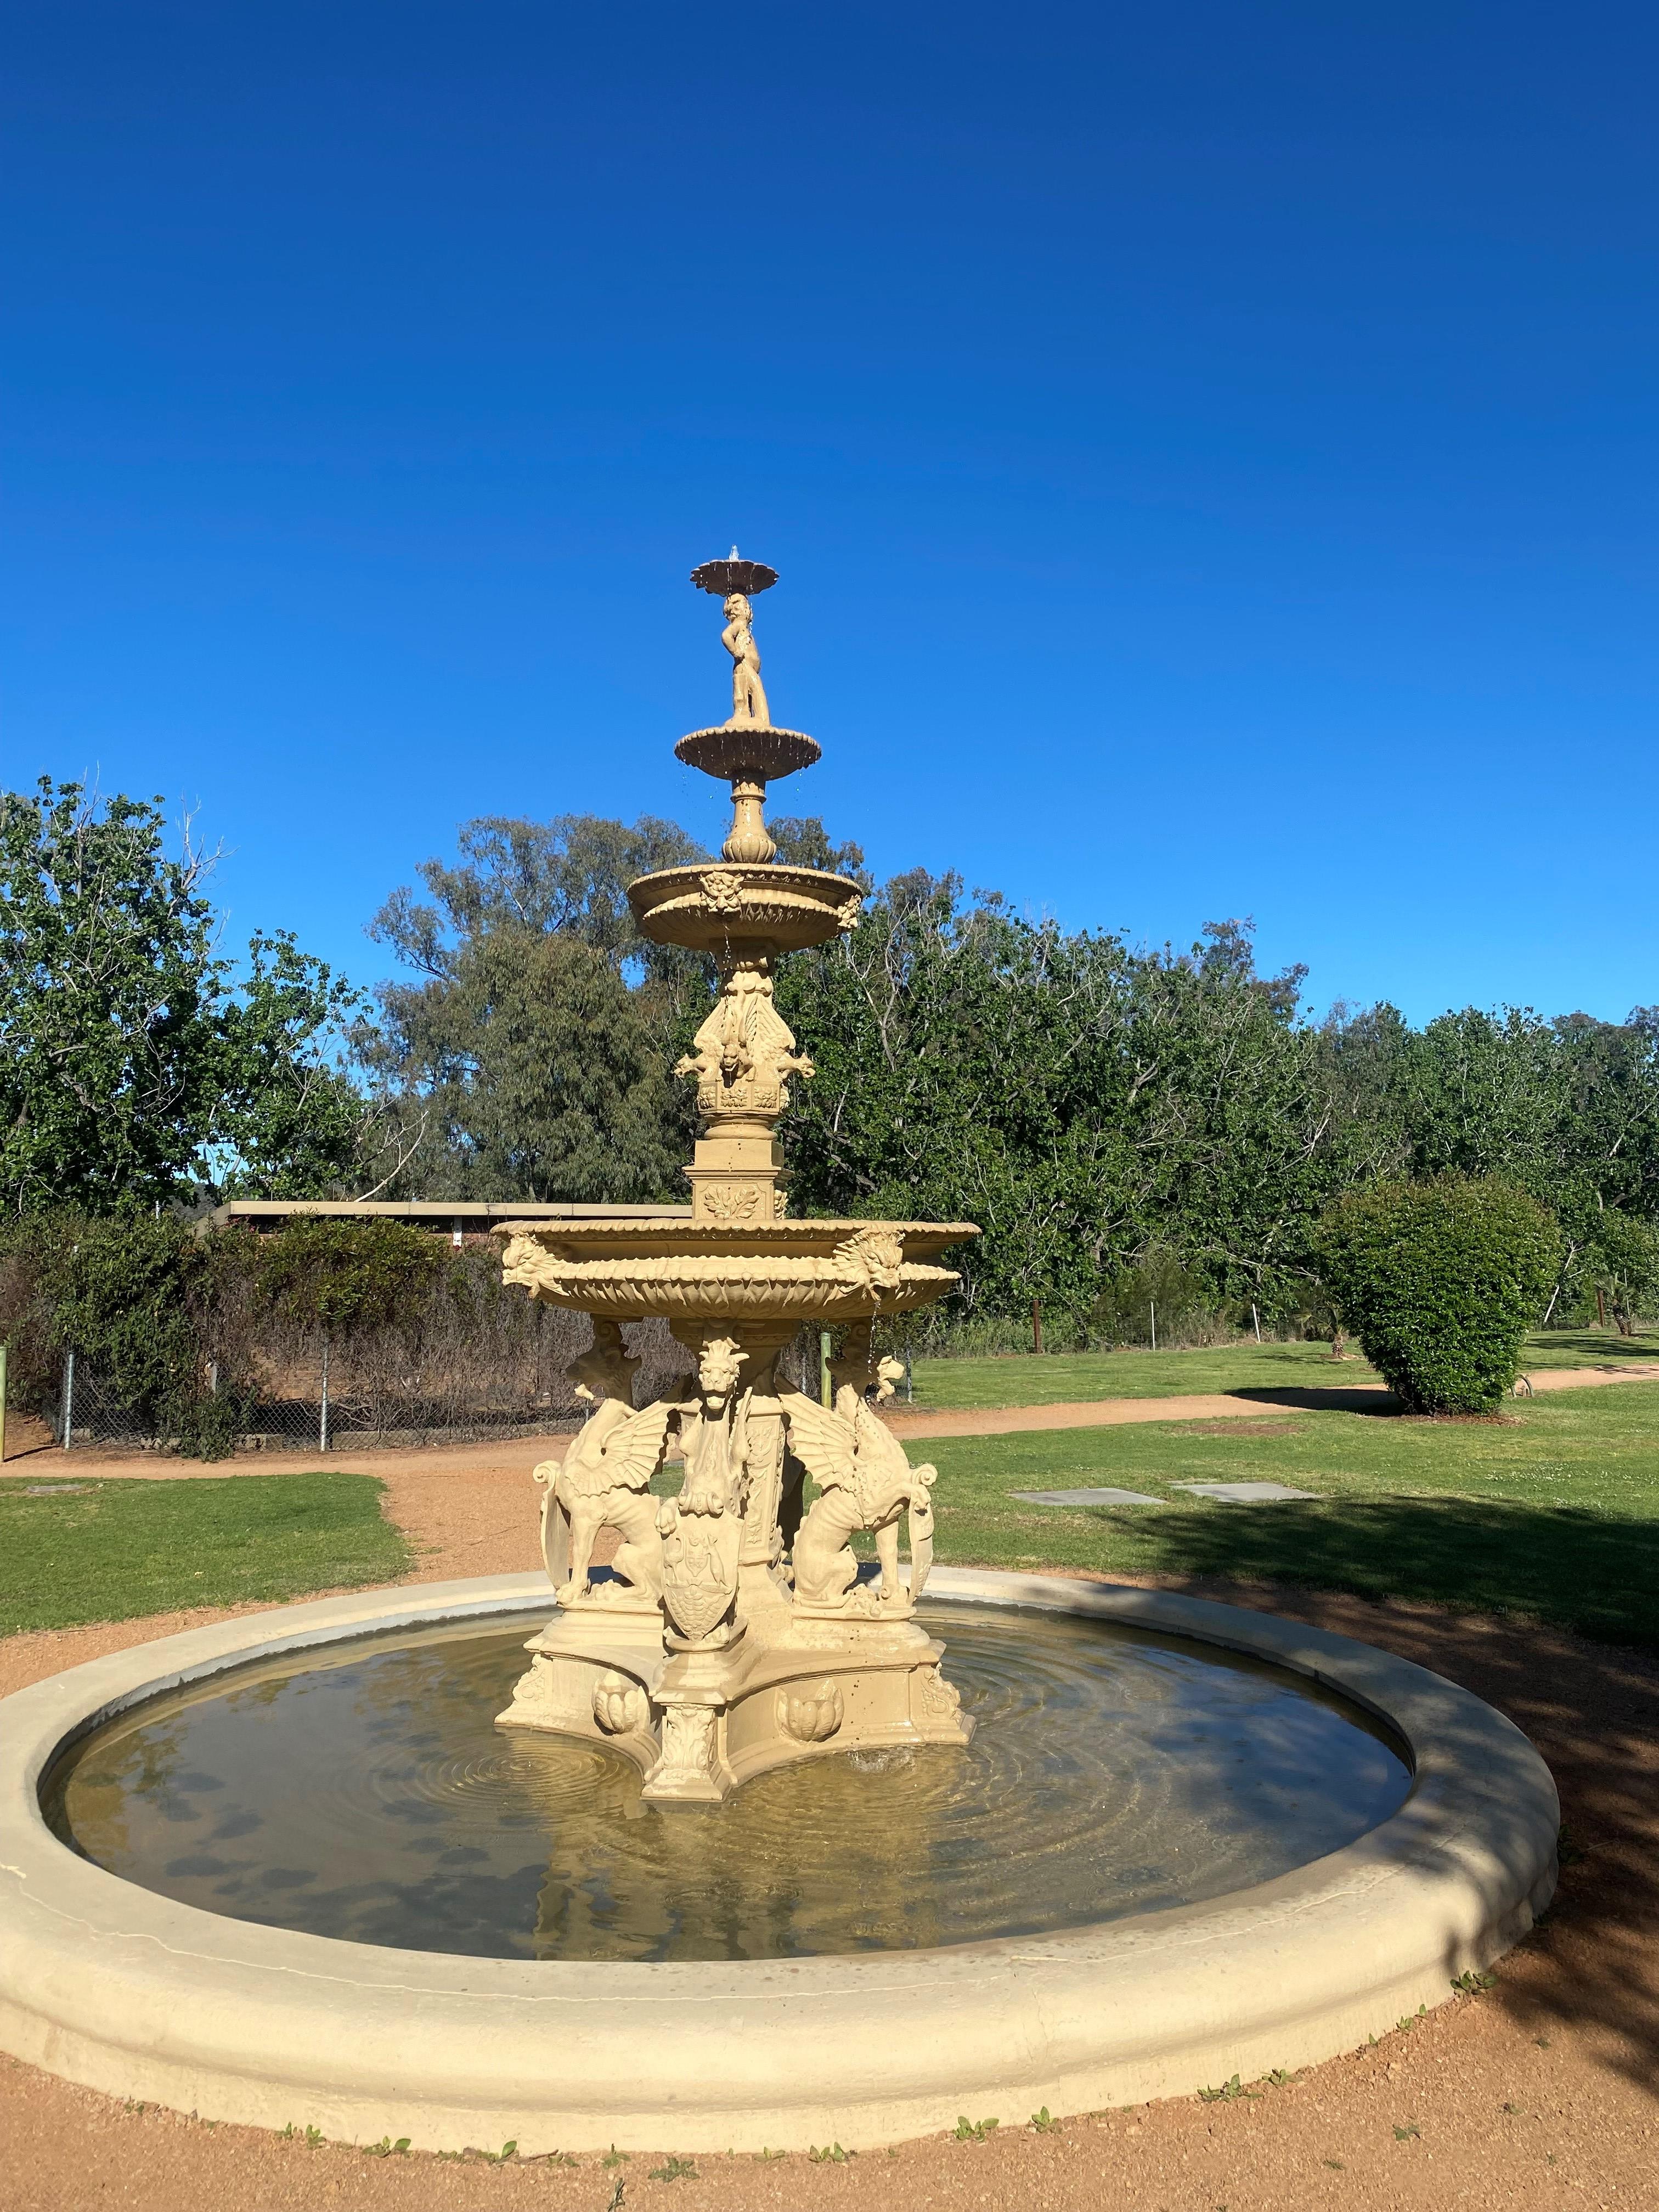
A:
[
  {"left": 819, "top": 1330, "right": 832, "bottom": 1408},
  {"left": 62, "top": 1348, "right": 76, "bottom": 1450},
  {"left": 0, "top": 1340, "right": 7, "bottom": 1464},
  {"left": 320, "top": 1333, "right": 330, "bottom": 1453},
  {"left": 1149, "top": 1300, "right": 1157, "bottom": 1352}
]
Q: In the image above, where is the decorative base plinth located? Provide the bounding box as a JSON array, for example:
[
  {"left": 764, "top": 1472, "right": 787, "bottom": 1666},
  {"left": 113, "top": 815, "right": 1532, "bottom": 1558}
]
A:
[{"left": 496, "top": 1587, "right": 974, "bottom": 1805}]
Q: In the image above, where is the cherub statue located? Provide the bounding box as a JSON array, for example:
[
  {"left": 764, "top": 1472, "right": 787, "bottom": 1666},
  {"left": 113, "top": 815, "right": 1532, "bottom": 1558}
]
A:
[
  {"left": 777, "top": 1386, "right": 938, "bottom": 1609},
  {"left": 721, "top": 592, "right": 771, "bottom": 728},
  {"left": 535, "top": 1321, "right": 673, "bottom": 1607}
]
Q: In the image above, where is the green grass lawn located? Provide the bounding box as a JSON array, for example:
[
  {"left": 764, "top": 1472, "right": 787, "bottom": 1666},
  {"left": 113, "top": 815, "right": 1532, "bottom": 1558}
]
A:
[
  {"left": 918, "top": 1380, "right": 1659, "bottom": 1645},
  {"left": 907, "top": 1327, "right": 1659, "bottom": 1410},
  {"left": 0, "top": 1472, "right": 409, "bottom": 1635}
]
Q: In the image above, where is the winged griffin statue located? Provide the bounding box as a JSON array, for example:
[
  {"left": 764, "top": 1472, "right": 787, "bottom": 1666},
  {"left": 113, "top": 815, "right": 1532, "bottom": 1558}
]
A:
[
  {"left": 535, "top": 1322, "right": 673, "bottom": 1608},
  {"left": 778, "top": 1363, "right": 937, "bottom": 1611}
]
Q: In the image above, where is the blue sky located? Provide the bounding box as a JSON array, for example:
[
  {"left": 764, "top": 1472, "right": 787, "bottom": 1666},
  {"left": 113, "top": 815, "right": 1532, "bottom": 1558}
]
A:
[{"left": 5, "top": 2, "right": 1655, "bottom": 1024}]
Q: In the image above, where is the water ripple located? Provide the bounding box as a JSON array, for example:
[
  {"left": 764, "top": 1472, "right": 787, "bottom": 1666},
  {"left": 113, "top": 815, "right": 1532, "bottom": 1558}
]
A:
[{"left": 49, "top": 1604, "right": 1409, "bottom": 1963}]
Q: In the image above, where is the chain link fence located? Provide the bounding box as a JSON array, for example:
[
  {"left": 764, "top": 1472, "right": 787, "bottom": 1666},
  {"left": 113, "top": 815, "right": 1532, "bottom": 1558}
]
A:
[{"left": 37, "top": 1317, "right": 832, "bottom": 1455}]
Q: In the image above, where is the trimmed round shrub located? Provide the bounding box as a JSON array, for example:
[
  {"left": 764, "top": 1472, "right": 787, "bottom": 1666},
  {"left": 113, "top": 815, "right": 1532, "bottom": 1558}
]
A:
[{"left": 1313, "top": 1176, "right": 1560, "bottom": 1414}]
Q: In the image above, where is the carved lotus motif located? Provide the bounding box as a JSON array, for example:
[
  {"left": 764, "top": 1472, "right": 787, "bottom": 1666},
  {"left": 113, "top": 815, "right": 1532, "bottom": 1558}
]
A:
[
  {"left": 591, "top": 1670, "right": 649, "bottom": 1735},
  {"left": 775, "top": 1679, "right": 844, "bottom": 1743}
]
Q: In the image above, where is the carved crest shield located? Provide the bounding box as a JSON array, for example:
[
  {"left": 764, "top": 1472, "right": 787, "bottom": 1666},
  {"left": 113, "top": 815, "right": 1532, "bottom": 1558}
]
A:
[{"left": 659, "top": 1503, "right": 742, "bottom": 1643}]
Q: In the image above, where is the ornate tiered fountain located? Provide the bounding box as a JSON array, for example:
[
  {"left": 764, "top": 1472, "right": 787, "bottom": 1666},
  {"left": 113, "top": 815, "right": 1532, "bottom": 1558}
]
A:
[
  {"left": 493, "top": 554, "right": 978, "bottom": 1801},
  {"left": 0, "top": 555, "right": 1560, "bottom": 2155}
]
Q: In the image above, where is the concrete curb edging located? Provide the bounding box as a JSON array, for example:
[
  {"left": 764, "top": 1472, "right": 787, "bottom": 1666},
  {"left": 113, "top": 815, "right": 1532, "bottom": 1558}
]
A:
[{"left": 0, "top": 1570, "right": 1559, "bottom": 2152}]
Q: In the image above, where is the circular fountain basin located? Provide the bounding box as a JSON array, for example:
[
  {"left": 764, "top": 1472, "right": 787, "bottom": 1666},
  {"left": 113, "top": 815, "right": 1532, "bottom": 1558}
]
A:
[
  {"left": 0, "top": 1570, "right": 1558, "bottom": 2152},
  {"left": 41, "top": 1604, "right": 1414, "bottom": 1962}
]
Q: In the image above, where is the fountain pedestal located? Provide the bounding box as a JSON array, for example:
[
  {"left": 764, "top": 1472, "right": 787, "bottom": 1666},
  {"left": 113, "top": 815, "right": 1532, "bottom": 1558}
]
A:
[{"left": 492, "top": 554, "right": 977, "bottom": 1801}]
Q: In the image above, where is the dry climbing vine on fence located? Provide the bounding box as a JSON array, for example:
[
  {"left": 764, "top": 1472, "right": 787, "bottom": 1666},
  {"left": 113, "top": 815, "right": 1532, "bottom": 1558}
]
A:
[{"left": 0, "top": 1214, "right": 702, "bottom": 1458}]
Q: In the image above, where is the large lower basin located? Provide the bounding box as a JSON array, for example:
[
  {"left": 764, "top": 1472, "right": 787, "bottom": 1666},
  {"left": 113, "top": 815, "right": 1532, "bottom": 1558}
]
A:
[
  {"left": 42, "top": 1602, "right": 1411, "bottom": 1964},
  {"left": 0, "top": 1570, "right": 1558, "bottom": 2151}
]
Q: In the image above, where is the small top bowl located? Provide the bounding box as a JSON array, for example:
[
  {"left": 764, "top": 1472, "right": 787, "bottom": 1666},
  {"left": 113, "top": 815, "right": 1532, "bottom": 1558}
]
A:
[{"left": 675, "top": 727, "right": 821, "bottom": 783}]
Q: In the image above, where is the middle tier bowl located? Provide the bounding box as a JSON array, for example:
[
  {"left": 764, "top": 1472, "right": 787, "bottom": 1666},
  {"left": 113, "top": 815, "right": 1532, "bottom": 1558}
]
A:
[
  {"left": 628, "top": 862, "right": 864, "bottom": 953},
  {"left": 494, "top": 1217, "right": 977, "bottom": 1322}
]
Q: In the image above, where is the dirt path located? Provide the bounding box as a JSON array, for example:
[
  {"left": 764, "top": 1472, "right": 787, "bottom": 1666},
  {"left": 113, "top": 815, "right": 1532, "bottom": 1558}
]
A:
[
  {"left": 883, "top": 1362, "right": 1659, "bottom": 1438},
  {"left": 10, "top": 1359, "right": 1651, "bottom": 1487}
]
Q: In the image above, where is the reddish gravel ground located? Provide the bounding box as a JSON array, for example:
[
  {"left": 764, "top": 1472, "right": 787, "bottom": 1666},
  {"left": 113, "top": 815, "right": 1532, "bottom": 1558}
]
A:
[{"left": 3, "top": 1435, "right": 1658, "bottom": 2211}]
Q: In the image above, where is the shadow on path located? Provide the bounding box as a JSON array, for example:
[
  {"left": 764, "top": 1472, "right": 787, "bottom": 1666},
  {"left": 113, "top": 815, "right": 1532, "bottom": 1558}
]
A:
[
  {"left": 1131, "top": 1571, "right": 1659, "bottom": 2108},
  {"left": 1228, "top": 1384, "right": 1400, "bottom": 1416}
]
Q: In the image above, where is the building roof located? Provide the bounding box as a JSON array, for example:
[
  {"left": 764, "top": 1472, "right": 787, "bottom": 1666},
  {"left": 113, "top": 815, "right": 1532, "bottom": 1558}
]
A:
[{"left": 205, "top": 1199, "right": 692, "bottom": 1230}]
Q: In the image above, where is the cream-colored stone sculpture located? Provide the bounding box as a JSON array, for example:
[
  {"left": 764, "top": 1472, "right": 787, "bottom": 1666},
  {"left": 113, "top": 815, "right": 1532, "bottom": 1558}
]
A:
[
  {"left": 721, "top": 593, "right": 770, "bottom": 729},
  {"left": 494, "top": 554, "right": 977, "bottom": 1801}
]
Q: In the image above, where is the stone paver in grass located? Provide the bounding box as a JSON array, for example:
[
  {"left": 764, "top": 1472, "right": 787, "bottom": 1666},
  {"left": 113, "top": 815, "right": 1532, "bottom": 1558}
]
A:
[
  {"left": 1010, "top": 1486, "right": 1163, "bottom": 1507},
  {"left": 1172, "top": 1480, "right": 1319, "bottom": 1502}
]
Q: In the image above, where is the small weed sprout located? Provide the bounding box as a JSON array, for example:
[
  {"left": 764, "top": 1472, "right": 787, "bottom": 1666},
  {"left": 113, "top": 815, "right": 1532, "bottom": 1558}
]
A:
[
  {"left": 363, "top": 2136, "right": 411, "bottom": 2157},
  {"left": 952, "top": 2115, "right": 1000, "bottom": 2142},
  {"left": 1393, "top": 2121, "right": 1421, "bottom": 2141},
  {"left": 808, "top": 2142, "right": 855, "bottom": 2163},
  {"left": 603, "top": 2146, "right": 632, "bottom": 2168},
  {"left": 1451, "top": 1970, "right": 1497, "bottom": 1995},
  {"left": 648, "top": 2154, "right": 698, "bottom": 2182},
  {"left": 1030, "top": 2106, "right": 1061, "bottom": 2131},
  {"left": 303, "top": 2125, "right": 324, "bottom": 2147},
  {"left": 1197, "top": 2075, "right": 1257, "bottom": 2103}
]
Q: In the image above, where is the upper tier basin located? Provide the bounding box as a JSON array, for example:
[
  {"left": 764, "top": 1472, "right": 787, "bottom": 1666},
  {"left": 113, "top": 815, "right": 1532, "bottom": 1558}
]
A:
[
  {"left": 494, "top": 1217, "right": 976, "bottom": 1320},
  {"left": 628, "top": 861, "right": 863, "bottom": 953}
]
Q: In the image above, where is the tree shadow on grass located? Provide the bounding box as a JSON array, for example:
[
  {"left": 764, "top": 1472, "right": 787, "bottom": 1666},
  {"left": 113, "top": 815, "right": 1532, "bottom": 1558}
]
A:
[
  {"left": 1105, "top": 1500, "right": 1659, "bottom": 2100},
  {"left": 1122, "top": 1494, "right": 1659, "bottom": 1647},
  {"left": 1533, "top": 1328, "right": 1659, "bottom": 1363}
]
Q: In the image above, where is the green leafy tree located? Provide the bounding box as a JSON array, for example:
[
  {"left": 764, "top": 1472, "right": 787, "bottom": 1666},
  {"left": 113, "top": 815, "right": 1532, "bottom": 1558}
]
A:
[
  {"left": 1314, "top": 1176, "right": 1561, "bottom": 1413},
  {"left": 369, "top": 810, "right": 708, "bottom": 996},
  {"left": 1, "top": 1211, "right": 250, "bottom": 1457},
  {"left": 778, "top": 886, "right": 1353, "bottom": 1325},
  {"left": 1586, "top": 1208, "right": 1659, "bottom": 1335},
  {"left": 362, "top": 812, "right": 862, "bottom": 1205},
  {"left": 252, "top": 1215, "right": 445, "bottom": 1331},
  {"left": 362, "top": 927, "right": 690, "bottom": 1203},
  {"left": 0, "top": 780, "right": 365, "bottom": 1214}
]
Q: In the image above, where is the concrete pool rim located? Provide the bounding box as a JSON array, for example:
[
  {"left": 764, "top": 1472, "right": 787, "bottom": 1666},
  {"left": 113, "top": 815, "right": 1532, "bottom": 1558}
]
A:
[{"left": 0, "top": 1567, "right": 1559, "bottom": 2152}]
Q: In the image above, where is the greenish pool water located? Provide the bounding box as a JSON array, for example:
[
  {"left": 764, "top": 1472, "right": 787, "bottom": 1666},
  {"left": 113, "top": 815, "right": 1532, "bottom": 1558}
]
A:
[{"left": 46, "top": 1602, "right": 1410, "bottom": 1963}]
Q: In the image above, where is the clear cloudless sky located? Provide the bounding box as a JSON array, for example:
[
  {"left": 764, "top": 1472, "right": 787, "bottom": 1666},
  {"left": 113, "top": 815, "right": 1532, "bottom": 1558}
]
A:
[{"left": 4, "top": 2, "right": 1655, "bottom": 1023}]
